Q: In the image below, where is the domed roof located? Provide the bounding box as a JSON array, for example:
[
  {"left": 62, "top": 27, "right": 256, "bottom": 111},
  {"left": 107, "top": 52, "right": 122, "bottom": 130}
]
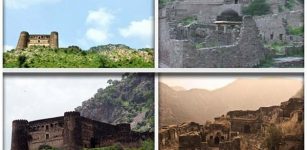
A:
[
  {"left": 216, "top": 9, "right": 242, "bottom": 22},
  {"left": 220, "top": 9, "right": 240, "bottom": 17}
]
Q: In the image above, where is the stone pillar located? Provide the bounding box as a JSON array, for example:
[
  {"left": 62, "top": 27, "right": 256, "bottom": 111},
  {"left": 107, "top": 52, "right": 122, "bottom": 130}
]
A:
[
  {"left": 223, "top": 25, "right": 227, "bottom": 33},
  {"left": 16, "top": 31, "right": 29, "bottom": 50},
  {"left": 11, "top": 120, "right": 29, "bottom": 150},
  {"left": 50, "top": 31, "right": 59, "bottom": 48},
  {"left": 63, "top": 112, "right": 82, "bottom": 150}
]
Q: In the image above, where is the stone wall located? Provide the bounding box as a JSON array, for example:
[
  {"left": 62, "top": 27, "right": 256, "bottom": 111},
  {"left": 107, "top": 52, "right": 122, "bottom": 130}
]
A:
[
  {"left": 254, "top": 10, "right": 304, "bottom": 44},
  {"left": 11, "top": 112, "right": 153, "bottom": 150},
  {"left": 183, "top": 16, "right": 268, "bottom": 68},
  {"left": 28, "top": 117, "right": 65, "bottom": 150}
]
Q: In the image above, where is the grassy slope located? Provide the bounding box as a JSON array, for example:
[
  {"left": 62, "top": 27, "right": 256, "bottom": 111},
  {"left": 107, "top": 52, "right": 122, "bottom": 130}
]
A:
[{"left": 4, "top": 45, "right": 154, "bottom": 68}]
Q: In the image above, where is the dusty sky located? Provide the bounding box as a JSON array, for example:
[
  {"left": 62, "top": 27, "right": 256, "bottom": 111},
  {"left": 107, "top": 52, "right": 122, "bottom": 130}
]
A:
[
  {"left": 4, "top": 74, "right": 122, "bottom": 150},
  {"left": 160, "top": 74, "right": 303, "bottom": 91}
]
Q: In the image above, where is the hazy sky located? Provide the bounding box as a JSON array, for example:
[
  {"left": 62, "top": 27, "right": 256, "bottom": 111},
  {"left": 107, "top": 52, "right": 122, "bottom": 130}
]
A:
[
  {"left": 4, "top": 74, "right": 122, "bottom": 150},
  {"left": 160, "top": 74, "right": 303, "bottom": 91},
  {"left": 4, "top": 0, "right": 154, "bottom": 50}
]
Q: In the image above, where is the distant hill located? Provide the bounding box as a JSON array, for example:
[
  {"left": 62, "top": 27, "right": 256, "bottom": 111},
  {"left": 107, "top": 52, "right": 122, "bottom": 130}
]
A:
[
  {"left": 75, "top": 73, "right": 154, "bottom": 132},
  {"left": 3, "top": 45, "right": 154, "bottom": 68},
  {"left": 160, "top": 78, "right": 303, "bottom": 126},
  {"left": 171, "top": 86, "right": 186, "bottom": 91}
]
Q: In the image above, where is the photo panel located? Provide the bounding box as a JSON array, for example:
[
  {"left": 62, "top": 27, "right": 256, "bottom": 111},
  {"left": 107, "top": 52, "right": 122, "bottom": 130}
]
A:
[
  {"left": 4, "top": 73, "right": 154, "bottom": 150},
  {"left": 159, "top": 74, "right": 303, "bottom": 149},
  {"left": 3, "top": 0, "right": 155, "bottom": 68},
  {"left": 158, "top": 0, "right": 304, "bottom": 68}
]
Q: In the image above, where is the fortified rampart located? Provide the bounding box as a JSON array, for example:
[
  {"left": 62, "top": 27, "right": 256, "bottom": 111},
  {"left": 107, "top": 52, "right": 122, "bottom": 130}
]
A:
[
  {"left": 16, "top": 31, "right": 59, "bottom": 49},
  {"left": 11, "top": 112, "right": 153, "bottom": 150}
]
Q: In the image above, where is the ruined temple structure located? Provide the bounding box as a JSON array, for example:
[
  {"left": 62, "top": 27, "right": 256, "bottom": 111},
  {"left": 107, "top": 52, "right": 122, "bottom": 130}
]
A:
[
  {"left": 11, "top": 112, "right": 153, "bottom": 150},
  {"left": 16, "top": 31, "right": 59, "bottom": 49},
  {"left": 159, "top": 0, "right": 304, "bottom": 68},
  {"left": 160, "top": 8, "right": 269, "bottom": 68},
  {"left": 159, "top": 89, "right": 304, "bottom": 150}
]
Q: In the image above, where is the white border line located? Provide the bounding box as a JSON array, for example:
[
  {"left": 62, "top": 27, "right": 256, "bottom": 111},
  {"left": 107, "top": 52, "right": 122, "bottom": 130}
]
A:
[
  {"left": 154, "top": 73, "right": 159, "bottom": 150},
  {"left": 3, "top": 68, "right": 304, "bottom": 73},
  {"left": 1, "top": 0, "right": 3, "bottom": 149},
  {"left": 155, "top": 0, "right": 159, "bottom": 69}
]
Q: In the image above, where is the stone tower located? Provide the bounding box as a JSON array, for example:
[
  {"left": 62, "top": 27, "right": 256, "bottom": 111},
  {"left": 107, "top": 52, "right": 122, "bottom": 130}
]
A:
[
  {"left": 50, "top": 31, "right": 59, "bottom": 49},
  {"left": 63, "top": 111, "right": 82, "bottom": 150},
  {"left": 16, "top": 31, "right": 30, "bottom": 49},
  {"left": 11, "top": 120, "right": 29, "bottom": 150}
]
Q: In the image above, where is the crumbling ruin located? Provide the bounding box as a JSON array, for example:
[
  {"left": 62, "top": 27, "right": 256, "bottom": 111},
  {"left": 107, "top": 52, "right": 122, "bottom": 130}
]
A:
[
  {"left": 159, "top": 89, "right": 304, "bottom": 150},
  {"left": 159, "top": 0, "right": 304, "bottom": 68}
]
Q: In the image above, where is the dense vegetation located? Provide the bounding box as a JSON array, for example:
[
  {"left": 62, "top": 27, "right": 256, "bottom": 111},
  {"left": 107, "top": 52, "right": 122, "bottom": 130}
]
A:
[
  {"left": 264, "top": 125, "right": 283, "bottom": 150},
  {"left": 159, "top": 0, "right": 175, "bottom": 8},
  {"left": 179, "top": 16, "right": 198, "bottom": 26},
  {"left": 75, "top": 73, "right": 154, "bottom": 132},
  {"left": 3, "top": 44, "right": 154, "bottom": 68},
  {"left": 242, "top": 0, "right": 271, "bottom": 16},
  {"left": 287, "top": 26, "right": 304, "bottom": 36},
  {"left": 84, "top": 139, "right": 154, "bottom": 150}
]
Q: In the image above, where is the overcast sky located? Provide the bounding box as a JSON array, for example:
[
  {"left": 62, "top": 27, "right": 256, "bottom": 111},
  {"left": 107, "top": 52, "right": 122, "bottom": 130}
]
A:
[
  {"left": 4, "top": 0, "right": 154, "bottom": 51},
  {"left": 4, "top": 74, "right": 122, "bottom": 150},
  {"left": 160, "top": 74, "right": 303, "bottom": 91}
]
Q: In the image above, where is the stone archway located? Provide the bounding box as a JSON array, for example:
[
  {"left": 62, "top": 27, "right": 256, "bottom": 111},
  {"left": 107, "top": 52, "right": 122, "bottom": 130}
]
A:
[
  {"left": 214, "top": 136, "right": 220, "bottom": 145},
  {"left": 90, "top": 138, "right": 97, "bottom": 148},
  {"left": 244, "top": 125, "right": 251, "bottom": 133}
]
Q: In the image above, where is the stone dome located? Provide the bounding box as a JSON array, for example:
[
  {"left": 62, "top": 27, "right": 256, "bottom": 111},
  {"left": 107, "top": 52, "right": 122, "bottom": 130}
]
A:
[{"left": 216, "top": 9, "right": 242, "bottom": 22}]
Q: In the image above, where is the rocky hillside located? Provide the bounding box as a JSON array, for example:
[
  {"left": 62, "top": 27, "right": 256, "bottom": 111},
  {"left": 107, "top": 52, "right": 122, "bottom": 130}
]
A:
[
  {"left": 160, "top": 78, "right": 303, "bottom": 126},
  {"left": 75, "top": 73, "right": 154, "bottom": 132},
  {"left": 4, "top": 44, "right": 154, "bottom": 68}
]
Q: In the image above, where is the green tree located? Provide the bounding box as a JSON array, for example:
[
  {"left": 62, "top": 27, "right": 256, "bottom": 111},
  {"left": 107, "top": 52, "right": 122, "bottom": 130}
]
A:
[
  {"left": 264, "top": 125, "right": 283, "bottom": 150},
  {"left": 242, "top": 0, "right": 271, "bottom": 16}
]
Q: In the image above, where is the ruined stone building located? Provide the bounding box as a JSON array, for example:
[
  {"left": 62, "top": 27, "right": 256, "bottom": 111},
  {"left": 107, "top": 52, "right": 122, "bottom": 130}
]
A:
[
  {"left": 159, "top": 0, "right": 304, "bottom": 68},
  {"left": 11, "top": 112, "right": 153, "bottom": 150},
  {"left": 159, "top": 89, "right": 304, "bottom": 150},
  {"left": 16, "top": 31, "right": 59, "bottom": 49}
]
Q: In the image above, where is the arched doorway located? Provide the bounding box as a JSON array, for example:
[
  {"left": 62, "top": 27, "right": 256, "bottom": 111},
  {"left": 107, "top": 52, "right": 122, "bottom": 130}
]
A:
[
  {"left": 244, "top": 125, "right": 251, "bottom": 133},
  {"left": 90, "top": 138, "right": 97, "bottom": 148},
  {"left": 214, "top": 136, "right": 220, "bottom": 145}
]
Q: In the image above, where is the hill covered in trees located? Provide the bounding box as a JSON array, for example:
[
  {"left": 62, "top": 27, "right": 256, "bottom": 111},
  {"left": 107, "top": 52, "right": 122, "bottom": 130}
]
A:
[
  {"left": 3, "top": 44, "right": 154, "bottom": 68},
  {"left": 75, "top": 73, "right": 154, "bottom": 132}
]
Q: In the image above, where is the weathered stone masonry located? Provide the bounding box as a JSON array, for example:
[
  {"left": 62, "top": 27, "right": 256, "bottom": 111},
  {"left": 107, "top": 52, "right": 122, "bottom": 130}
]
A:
[
  {"left": 162, "top": 16, "right": 269, "bottom": 68},
  {"left": 11, "top": 112, "right": 153, "bottom": 150},
  {"left": 16, "top": 31, "right": 59, "bottom": 49}
]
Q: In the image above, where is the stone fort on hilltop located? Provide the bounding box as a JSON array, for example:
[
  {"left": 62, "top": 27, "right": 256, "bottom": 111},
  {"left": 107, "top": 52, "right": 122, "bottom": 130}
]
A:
[
  {"left": 11, "top": 111, "right": 153, "bottom": 150},
  {"left": 16, "top": 31, "right": 59, "bottom": 49}
]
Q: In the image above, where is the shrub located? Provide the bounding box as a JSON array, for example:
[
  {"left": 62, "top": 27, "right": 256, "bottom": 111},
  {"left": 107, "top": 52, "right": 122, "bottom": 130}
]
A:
[
  {"left": 242, "top": 0, "right": 271, "bottom": 16},
  {"left": 264, "top": 125, "right": 283, "bottom": 150},
  {"left": 288, "top": 26, "right": 304, "bottom": 36},
  {"left": 180, "top": 16, "right": 197, "bottom": 26}
]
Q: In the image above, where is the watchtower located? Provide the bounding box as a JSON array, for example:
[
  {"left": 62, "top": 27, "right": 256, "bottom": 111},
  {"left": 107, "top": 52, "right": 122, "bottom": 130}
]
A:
[{"left": 11, "top": 120, "right": 29, "bottom": 150}]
